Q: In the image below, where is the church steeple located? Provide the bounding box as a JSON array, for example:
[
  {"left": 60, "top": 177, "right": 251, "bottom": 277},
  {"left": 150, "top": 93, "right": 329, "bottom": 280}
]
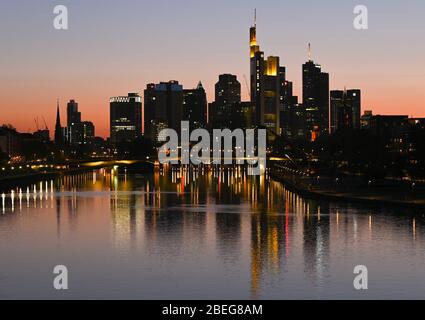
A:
[
  {"left": 55, "top": 100, "right": 61, "bottom": 125},
  {"left": 54, "top": 100, "right": 63, "bottom": 146}
]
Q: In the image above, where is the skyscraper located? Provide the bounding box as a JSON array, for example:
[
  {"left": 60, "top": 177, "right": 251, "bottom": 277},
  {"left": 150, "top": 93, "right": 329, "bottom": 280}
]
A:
[
  {"left": 110, "top": 93, "right": 142, "bottom": 145},
  {"left": 302, "top": 45, "right": 329, "bottom": 141},
  {"left": 209, "top": 74, "right": 241, "bottom": 129},
  {"left": 66, "top": 99, "right": 81, "bottom": 144},
  {"left": 67, "top": 100, "right": 81, "bottom": 127},
  {"left": 183, "top": 81, "right": 207, "bottom": 130},
  {"left": 345, "top": 89, "right": 361, "bottom": 130},
  {"left": 250, "top": 15, "right": 282, "bottom": 141},
  {"left": 65, "top": 99, "right": 96, "bottom": 145},
  {"left": 144, "top": 81, "right": 183, "bottom": 142},
  {"left": 280, "top": 80, "right": 301, "bottom": 140},
  {"left": 330, "top": 89, "right": 361, "bottom": 133}
]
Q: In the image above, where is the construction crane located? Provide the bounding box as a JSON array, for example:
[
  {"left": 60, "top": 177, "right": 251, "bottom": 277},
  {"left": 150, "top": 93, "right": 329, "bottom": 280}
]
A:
[
  {"left": 34, "top": 117, "right": 40, "bottom": 131},
  {"left": 42, "top": 116, "right": 49, "bottom": 130},
  {"left": 243, "top": 74, "right": 251, "bottom": 98}
]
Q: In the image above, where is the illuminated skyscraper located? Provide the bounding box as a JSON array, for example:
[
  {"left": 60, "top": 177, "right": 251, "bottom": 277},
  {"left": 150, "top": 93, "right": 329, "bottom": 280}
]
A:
[
  {"left": 110, "top": 93, "right": 142, "bottom": 145},
  {"left": 250, "top": 13, "right": 282, "bottom": 141}
]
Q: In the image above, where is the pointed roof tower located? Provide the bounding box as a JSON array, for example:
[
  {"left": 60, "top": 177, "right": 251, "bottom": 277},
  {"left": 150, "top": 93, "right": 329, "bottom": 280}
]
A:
[
  {"left": 54, "top": 99, "right": 63, "bottom": 146},
  {"left": 55, "top": 100, "right": 61, "bottom": 127},
  {"left": 197, "top": 81, "right": 204, "bottom": 90}
]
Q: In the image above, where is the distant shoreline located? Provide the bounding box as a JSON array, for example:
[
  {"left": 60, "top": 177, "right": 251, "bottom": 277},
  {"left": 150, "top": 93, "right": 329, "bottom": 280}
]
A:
[{"left": 270, "top": 171, "right": 425, "bottom": 210}]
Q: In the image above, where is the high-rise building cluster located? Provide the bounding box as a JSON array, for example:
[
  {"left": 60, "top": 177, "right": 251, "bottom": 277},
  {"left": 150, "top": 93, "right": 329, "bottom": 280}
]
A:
[
  {"left": 101, "top": 15, "right": 425, "bottom": 161},
  {"left": 55, "top": 99, "right": 95, "bottom": 147},
  {"left": 2, "top": 13, "right": 424, "bottom": 170}
]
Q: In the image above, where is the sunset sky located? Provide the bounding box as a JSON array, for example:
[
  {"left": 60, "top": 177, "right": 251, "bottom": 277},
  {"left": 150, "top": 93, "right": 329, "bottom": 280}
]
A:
[{"left": 1, "top": 0, "right": 424, "bottom": 138}]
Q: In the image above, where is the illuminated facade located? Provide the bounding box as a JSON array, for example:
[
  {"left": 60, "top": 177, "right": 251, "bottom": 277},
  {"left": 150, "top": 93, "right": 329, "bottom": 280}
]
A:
[
  {"left": 250, "top": 19, "right": 282, "bottom": 142},
  {"left": 110, "top": 93, "right": 142, "bottom": 145}
]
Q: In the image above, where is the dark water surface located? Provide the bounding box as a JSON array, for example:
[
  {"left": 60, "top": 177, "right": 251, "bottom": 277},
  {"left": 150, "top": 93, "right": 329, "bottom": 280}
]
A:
[{"left": 0, "top": 167, "right": 424, "bottom": 299}]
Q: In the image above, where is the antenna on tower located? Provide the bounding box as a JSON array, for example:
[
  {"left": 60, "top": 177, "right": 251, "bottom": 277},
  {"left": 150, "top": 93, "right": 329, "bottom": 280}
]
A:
[
  {"left": 308, "top": 43, "right": 312, "bottom": 61},
  {"left": 254, "top": 8, "right": 257, "bottom": 27}
]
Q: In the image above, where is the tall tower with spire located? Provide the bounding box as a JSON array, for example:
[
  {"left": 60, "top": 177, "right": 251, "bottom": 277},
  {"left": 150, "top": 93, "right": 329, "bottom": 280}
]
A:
[
  {"left": 250, "top": 10, "right": 282, "bottom": 142},
  {"left": 54, "top": 100, "right": 64, "bottom": 146}
]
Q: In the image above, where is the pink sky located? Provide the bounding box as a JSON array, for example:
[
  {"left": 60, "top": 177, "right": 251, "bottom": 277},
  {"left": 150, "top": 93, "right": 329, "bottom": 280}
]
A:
[{"left": 1, "top": 0, "right": 424, "bottom": 138}]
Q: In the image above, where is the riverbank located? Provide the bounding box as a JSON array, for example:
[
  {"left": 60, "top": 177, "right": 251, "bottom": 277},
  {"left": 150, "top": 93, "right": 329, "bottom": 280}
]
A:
[
  {"left": 0, "top": 160, "right": 154, "bottom": 190},
  {"left": 270, "top": 170, "right": 425, "bottom": 209},
  {"left": 0, "top": 167, "right": 92, "bottom": 190}
]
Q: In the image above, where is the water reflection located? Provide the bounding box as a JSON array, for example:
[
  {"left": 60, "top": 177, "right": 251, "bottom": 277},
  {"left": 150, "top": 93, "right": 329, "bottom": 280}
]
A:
[{"left": 0, "top": 167, "right": 424, "bottom": 299}]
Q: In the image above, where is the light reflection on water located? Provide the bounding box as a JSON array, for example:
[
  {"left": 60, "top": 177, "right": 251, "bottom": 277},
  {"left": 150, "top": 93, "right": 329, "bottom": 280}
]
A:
[{"left": 0, "top": 166, "right": 424, "bottom": 299}]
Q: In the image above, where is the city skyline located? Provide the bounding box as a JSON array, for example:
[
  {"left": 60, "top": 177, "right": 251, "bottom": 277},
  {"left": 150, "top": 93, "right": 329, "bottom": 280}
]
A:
[
  {"left": 2, "top": 1, "right": 425, "bottom": 303},
  {"left": 1, "top": 0, "right": 425, "bottom": 138}
]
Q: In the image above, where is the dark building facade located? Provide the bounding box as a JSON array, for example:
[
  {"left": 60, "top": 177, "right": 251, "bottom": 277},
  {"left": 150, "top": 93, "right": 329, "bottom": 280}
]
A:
[
  {"left": 33, "top": 129, "right": 50, "bottom": 143},
  {"left": 110, "top": 93, "right": 142, "bottom": 145},
  {"left": 330, "top": 89, "right": 361, "bottom": 133},
  {"left": 368, "top": 115, "right": 409, "bottom": 159},
  {"left": 280, "top": 80, "right": 302, "bottom": 140},
  {"left": 67, "top": 100, "right": 81, "bottom": 128},
  {"left": 144, "top": 81, "right": 183, "bottom": 142},
  {"left": 183, "top": 81, "right": 207, "bottom": 130},
  {"left": 54, "top": 102, "right": 64, "bottom": 146},
  {"left": 65, "top": 99, "right": 96, "bottom": 146},
  {"left": 209, "top": 74, "right": 241, "bottom": 130},
  {"left": 70, "top": 121, "right": 95, "bottom": 145},
  {"left": 0, "top": 126, "right": 21, "bottom": 157},
  {"left": 360, "top": 110, "right": 373, "bottom": 129},
  {"left": 302, "top": 53, "right": 329, "bottom": 141}
]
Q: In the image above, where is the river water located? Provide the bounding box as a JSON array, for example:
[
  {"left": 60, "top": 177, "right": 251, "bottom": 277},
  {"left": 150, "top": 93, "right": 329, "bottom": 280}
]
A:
[{"left": 0, "top": 167, "right": 424, "bottom": 299}]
